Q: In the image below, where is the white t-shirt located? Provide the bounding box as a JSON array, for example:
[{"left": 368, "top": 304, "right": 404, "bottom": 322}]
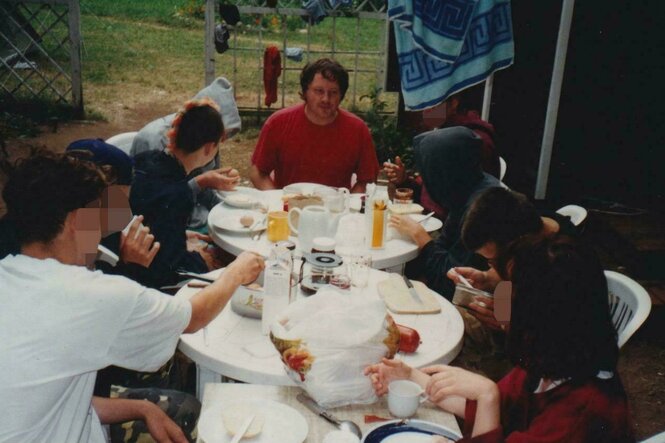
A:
[{"left": 0, "top": 255, "right": 192, "bottom": 443}]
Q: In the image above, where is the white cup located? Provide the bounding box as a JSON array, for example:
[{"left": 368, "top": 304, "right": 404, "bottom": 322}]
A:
[{"left": 388, "top": 380, "right": 428, "bottom": 418}]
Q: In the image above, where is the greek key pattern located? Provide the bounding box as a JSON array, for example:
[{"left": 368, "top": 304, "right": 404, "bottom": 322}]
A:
[
  {"left": 415, "top": 0, "right": 478, "bottom": 40},
  {"left": 399, "top": 2, "right": 512, "bottom": 91}
]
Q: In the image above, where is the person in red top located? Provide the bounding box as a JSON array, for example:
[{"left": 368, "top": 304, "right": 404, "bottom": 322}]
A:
[
  {"left": 250, "top": 58, "right": 379, "bottom": 192},
  {"left": 366, "top": 236, "right": 634, "bottom": 443}
]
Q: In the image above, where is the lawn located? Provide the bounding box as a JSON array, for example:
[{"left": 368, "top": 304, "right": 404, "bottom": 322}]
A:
[{"left": 77, "top": 0, "right": 396, "bottom": 115}]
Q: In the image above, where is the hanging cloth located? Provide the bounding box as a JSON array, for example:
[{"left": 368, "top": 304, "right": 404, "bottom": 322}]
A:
[
  {"left": 263, "top": 46, "right": 282, "bottom": 107},
  {"left": 388, "top": 0, "right": 515, "bottom": 111},
  {"left": 302, "top": 0, "right": 328, "bottom": 25}
]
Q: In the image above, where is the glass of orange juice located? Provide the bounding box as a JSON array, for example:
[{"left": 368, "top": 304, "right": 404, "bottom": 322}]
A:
[{"left": 267, "top": 211, "right": 289, "bottom": 242}]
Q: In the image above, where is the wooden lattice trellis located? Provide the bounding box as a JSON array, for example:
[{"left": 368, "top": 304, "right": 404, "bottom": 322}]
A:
[{"left": 0, "top": 0, "right": 82, "bottom": 113}]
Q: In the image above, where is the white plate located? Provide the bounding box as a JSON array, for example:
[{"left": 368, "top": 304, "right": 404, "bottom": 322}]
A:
[
  {"left": 410, "top": 213, "right": 443, "bottom": 233},
  {"left": 283, "top": 182, "right": 333, "bottom": 196},
  {"left": 223, "top": 193, "right": 258, "bottom": 209},
  {"left": 209, "top": 211, "right": 266, "bottom": 233},
  {"left": 362, "top": 419, "right": 461, "bottom": 443},
  {"left": 216, "top": 186, "right": 257, "bottom": 200},
  {"left": 198, "top": 399, "right": 309, "bottom": 443}
]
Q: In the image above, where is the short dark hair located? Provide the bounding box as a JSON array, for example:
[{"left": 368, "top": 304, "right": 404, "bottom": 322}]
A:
[
  {"left": 507, "top": 235, "right": 618, "bottom": 382},
  {"left": 2, "top": 149, "right": 108, "bottom": 245},
  {"left": 300, "top": 58, "right": 349, "bottom": 100},
  {"left": 462, "top": 188, "right": 543, "bottom": 252},
  {"left": 172, "top": 102, "right": 224, "bottom": 154}
]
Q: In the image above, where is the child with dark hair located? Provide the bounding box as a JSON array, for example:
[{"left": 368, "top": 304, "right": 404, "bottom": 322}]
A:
[
  {"left": 130, "top": 99, "right": 239, "bottom": 286},
  {"left": 366, "top": 236, "right": 634, "bottom": 443}
]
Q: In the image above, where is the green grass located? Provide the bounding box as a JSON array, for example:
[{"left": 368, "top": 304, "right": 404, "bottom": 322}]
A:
[{"left": 2, "top": 0, "right": 400, "bottom": 139}]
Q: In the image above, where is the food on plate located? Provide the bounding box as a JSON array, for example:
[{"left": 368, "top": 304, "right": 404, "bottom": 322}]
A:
[
  {"left": 239, "top": 214, "right": 254, "bottom": 228},
  {"left": 226, "top": 194, "right": 253, "bottom": 206},
  {"left": 388, "top": 203, "right": 424, "bottom": 215},
  {"left": 396, "top": 324, "right": 421, "bottom": 353},
  {"left": 222, "top": 406, "right": 265, "bottom": 438}
]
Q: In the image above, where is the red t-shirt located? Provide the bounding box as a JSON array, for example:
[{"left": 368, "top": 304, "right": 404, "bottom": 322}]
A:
[{"left": 251, "top": 103, "right": 379, "bottom": 189}]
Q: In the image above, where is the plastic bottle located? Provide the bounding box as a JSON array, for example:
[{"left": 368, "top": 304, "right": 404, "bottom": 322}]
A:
[
  {"left": 366, "top": 185, "right": 389, "bottom": 249},
  {"left": 261, "top": 245, "right": 293, "bottom": 335}
]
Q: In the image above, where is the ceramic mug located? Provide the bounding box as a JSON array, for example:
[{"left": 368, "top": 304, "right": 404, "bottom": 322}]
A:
[
  {"left": 267, "top": 211, "right": 289, "bottom": 242},
  {"left": 388, "top": 380, "right": 428, "bottom": 418}
]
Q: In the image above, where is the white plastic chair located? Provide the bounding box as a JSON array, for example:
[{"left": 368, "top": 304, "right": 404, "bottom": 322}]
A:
[
  {"left": 106, "top": 131, "right": 138, "bottom": 156},
  {"left": 499, "top": 156, "right": 507, "bottom": 181},
  {"left": 641, "top": 430, "right": 665, "bottom": 443},
  {"left": 556, "top": 204, "right": 588, "bottom": 226},
  {"left": 605, "top": 270, "right": 652, "bottom": 348}
]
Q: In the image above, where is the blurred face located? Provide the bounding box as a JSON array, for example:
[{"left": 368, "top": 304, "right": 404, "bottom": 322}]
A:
[
  {"left": 74, "top": 199, "right": 102, "bottom": 268},
  {"left": 101, "top": 185, "right": 132, "bottom": 237},
  {"left": 303, "top": 73, "right": 341, "bottom": 125}
]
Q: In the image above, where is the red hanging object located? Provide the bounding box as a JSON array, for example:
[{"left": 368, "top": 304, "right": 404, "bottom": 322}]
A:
[{"left": 263, "top": 46, "right": 282, "bottom": 107}]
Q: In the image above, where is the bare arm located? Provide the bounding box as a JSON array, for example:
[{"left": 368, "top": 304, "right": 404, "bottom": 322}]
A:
[
  {"left": 351, "top": 181, "right": 367, "bottom": 194},
  {"left": 365, "top": 359, "right": 466, "bottom": 418},
  {"left": 249, "top": 164, "right": 277, "bottom": 190},
  {"left": 185, "top": 251, "right": 264, "bottom": 333},
  {"left": 92, "top": 396, "right": 187, "bottom": 443}
]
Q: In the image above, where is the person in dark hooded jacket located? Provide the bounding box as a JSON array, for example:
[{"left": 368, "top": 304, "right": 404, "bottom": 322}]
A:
[{"left": 389, "top": 126, "right": 501, "bottom": 299}]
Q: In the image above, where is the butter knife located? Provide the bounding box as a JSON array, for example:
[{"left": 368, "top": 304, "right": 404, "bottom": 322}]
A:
[
  {"left": 402, "top": 275, "right": 423, "bottom": 304},
  {"left": 230, "top": 414, "right": 255, "bottom": 443}
]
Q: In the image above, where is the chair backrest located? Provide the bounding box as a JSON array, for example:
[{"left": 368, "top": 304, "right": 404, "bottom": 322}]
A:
[
  {"left": 605, "top": 270, "right": 652, "bottom": 348},
  {"left": 556, "top": 204, "right": 588, "bottom": 226},
  {"left": 640, "top": 430, "right": 665, "bottom": 443},
  {"left": 106, "top": 131, "right": 138, "bottom": 156},
  {"left": 499, "top": 156, "right": 507, "bottom": 181}
]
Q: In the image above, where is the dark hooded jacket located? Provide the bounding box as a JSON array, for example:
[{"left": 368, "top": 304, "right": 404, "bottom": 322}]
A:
[
  {"left": 130, "top": 150, "right": 208, "bottom": 287},
  {"left": 414, "top": 126, "right": 501, "bottom": 299}
]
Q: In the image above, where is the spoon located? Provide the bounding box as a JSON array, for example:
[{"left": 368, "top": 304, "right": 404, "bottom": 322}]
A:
[{"left": 297, "top": 393, "right": 362, "bottom": 439}]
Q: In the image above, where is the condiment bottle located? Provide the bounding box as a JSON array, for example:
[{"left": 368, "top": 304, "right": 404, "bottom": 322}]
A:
[
  {"left": 310, "top": 237, "right": 335, "bottom": 284},
  {"left": 367, "top": 186, "right": 388, "bottom": 249}
]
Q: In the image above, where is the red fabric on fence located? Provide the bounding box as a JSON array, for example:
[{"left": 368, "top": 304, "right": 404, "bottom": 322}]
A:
[{"left": 263, "top": 46, "right": 281, "bottom": 107}]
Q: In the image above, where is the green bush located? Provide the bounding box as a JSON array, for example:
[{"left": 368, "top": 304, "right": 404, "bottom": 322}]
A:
[{"left": 359, "top": 88, "right": 413, "bottom": 167}]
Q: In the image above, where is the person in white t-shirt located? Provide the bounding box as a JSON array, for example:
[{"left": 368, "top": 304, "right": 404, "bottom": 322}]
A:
[{"left": 0, "top": 150, "right": 264, "bottom": 443}]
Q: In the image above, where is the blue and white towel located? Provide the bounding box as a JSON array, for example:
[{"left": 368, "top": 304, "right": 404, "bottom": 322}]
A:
[{"left": 389, "top": 0, "right": 514, "bottom": 111}]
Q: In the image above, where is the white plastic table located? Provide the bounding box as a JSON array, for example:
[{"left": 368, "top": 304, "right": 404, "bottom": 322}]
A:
[
  {"left": 199, "top": 383, "right": 461, "bottom": 442},
  {"left": 207, "top": 188, "right": 442, "bottom": 271},
  {"left": 176, "top": 268, "right": 464, "bottom": 400}
]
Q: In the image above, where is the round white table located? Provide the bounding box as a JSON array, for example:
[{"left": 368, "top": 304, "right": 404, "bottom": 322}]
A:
[
  {"left": 176, "top": 268, "right": 464, "bottom": 400},
  {"left": 207, "top": 188, "right": 442, "bottom": 271}
]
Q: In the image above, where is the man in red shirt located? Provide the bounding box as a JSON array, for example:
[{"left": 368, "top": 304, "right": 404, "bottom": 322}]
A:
[{"left": 250, "top": 58, "right": 379, "bottom": 192}]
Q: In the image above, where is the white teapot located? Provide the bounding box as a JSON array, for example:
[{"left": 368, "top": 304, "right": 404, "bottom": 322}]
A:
[{"left": 288, "top": 206, "right": 342, "bottom": 253}]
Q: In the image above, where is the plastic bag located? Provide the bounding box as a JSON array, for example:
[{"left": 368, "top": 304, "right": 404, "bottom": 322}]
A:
[{"left": 270, "top": 289, "right": 399, "bottom": 408}]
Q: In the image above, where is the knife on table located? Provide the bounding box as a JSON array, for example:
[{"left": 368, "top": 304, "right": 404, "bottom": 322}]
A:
[
  {"left": 230, "top": 414, "right": 255, "bottom": 443},
  {"left": 402, "top": 275, "right": 423, "bottom": 305}
]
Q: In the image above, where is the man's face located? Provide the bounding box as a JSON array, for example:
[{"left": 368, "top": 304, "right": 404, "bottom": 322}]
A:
[
  {"left": 101, "top": 185, "right": 132, "bottom": 237},
  {"left": 74, "top": 199, "right": 102, "bottom": 268},
  {"left": 303, "top": 73, "right": 341, "bottom": 124}
]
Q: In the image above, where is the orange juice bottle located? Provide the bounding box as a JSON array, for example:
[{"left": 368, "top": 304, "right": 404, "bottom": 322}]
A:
[{"left": 369, "top": 188, "right": 388, "bottom": 249}]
